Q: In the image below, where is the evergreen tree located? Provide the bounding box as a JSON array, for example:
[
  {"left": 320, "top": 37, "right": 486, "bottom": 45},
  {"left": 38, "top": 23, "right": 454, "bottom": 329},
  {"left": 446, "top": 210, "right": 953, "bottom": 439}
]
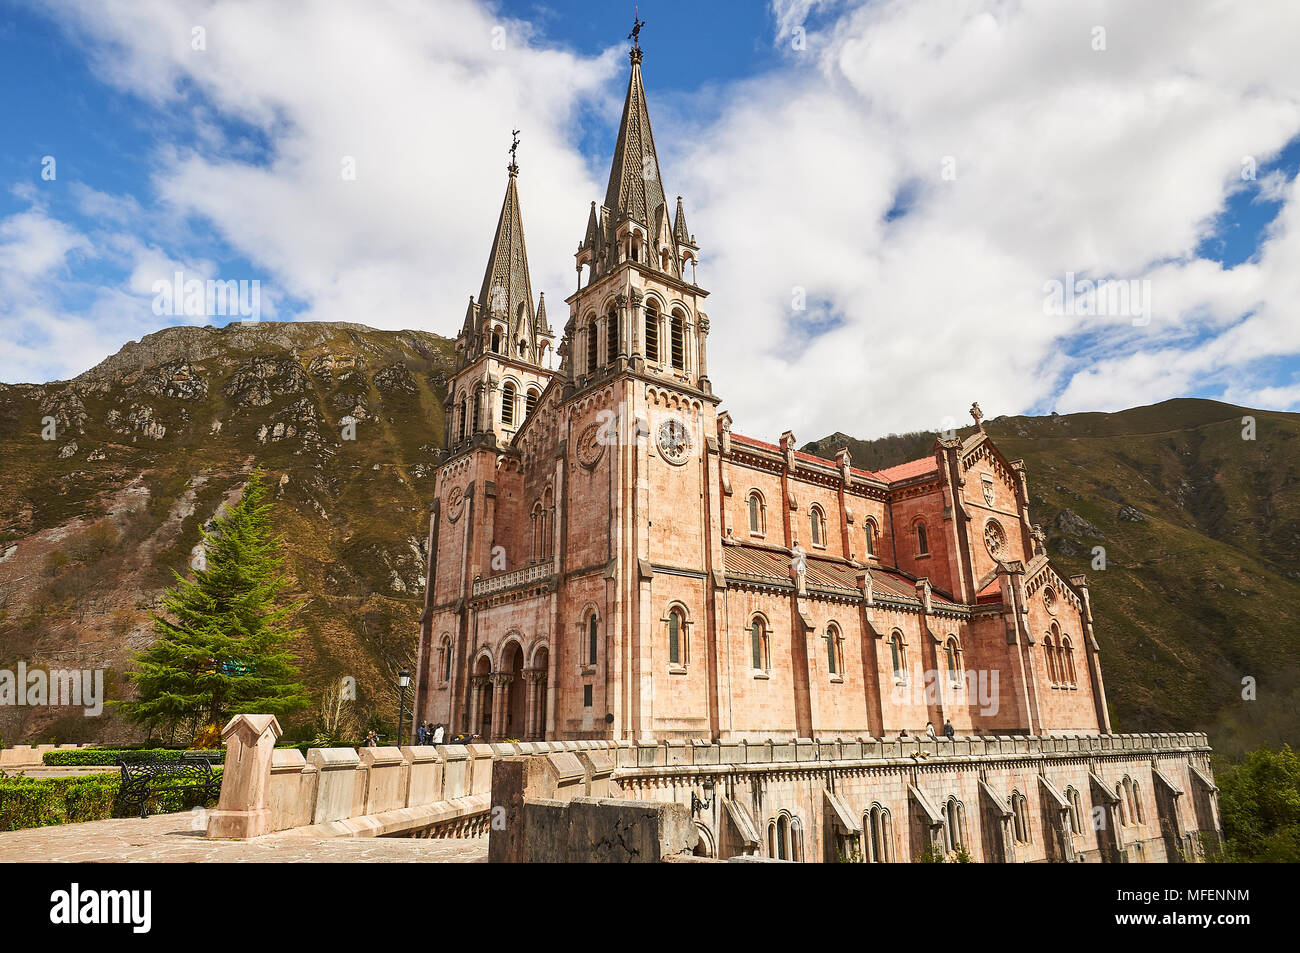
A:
[{"left": 122, "top": 470, "right": 310, "bottom": 739}]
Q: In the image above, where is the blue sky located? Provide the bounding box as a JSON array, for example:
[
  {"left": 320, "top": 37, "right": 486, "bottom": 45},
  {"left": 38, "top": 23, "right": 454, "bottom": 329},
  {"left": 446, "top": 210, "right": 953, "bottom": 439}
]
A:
[{"left": 2, "top": 0, "right": 1299, "bottom": 440}]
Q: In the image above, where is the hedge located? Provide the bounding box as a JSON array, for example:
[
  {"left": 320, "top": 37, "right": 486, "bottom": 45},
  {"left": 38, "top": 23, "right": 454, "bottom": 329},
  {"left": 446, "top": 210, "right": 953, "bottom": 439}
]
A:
[
  {"left": 0, "top": 770, "right": 223, "bottom": 831},
  {"left": 42, "top": 749, "right": 223, "bottom": 767}
]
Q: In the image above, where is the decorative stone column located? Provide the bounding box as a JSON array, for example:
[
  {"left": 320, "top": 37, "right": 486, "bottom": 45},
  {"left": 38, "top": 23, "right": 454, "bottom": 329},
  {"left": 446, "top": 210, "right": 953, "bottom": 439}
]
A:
[
  {"left": 491, "top": 672, "right": 513, "bottom": 740},
  {"left": 206, "top": 714, "right": 282, "bottom": 839}
]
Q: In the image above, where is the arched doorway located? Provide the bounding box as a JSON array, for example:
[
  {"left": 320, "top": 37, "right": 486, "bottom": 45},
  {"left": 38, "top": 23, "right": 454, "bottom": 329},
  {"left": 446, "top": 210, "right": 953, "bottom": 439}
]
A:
[
  {"left": 501, "top": 641, "right": 526, "bottom": 740},
  {"left": 472, "top": 655, "right": 493, "bottom": 740},
  {"left": 530, "top": 647, "right": 549, "bottom": 740}
]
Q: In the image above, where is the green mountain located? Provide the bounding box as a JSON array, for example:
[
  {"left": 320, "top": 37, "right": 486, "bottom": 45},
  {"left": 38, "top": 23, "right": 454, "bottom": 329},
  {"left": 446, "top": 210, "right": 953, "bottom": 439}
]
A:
[
  {"left": 805, "top": 398, "right": 1300, "bottom": 759},
  {"left": 2, "top": 323, "right": 1293, "bottom": 758},
  {"left": 0, "top": 322, "right": 455, "bottom": 745}
]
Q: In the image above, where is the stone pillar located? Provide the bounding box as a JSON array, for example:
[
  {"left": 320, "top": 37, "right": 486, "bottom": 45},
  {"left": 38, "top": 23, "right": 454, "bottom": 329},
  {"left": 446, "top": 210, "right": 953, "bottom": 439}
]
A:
[
  {"left": 469, "top": 676, "right": 485, "bottom": 737},
  {"left": 491, "top": 673, "right": 513, "bottom": 740},
  {"left": 206, "top": 714, "right": 282, "bottom": 839}
]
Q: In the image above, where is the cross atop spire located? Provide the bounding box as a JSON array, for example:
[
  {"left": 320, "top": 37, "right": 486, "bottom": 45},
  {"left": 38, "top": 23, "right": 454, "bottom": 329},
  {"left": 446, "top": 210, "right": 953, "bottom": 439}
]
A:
[
  {"left": 604, "top": 36, "right": 665, "bottom": 229},
  {"left": 628, "top": 8, "right": 645, "bottom": 63}
]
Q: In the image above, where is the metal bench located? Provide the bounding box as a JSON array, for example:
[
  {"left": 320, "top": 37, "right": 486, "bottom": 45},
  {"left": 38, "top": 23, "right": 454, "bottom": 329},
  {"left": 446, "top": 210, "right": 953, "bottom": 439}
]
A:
[{"left": 118, "top": 755, "right": 222, "bottom": 819}]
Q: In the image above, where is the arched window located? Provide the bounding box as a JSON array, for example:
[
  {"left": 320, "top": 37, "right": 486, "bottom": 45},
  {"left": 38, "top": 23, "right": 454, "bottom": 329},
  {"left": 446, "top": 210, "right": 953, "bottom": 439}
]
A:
[
  {"left": 501, "top": 381, "right": 516, "bottom": 425},
  {"left": 809, "top": 505, "right": 826, "bottom": 548},
  {"left": 1072, "top": 788, "right": 1085, "bottom": 835},
  {"left": 606, "top": 309, "right": 619, "bottom": 364},
  {"left": 644, "top": 303, "right": 660, "bottom": 363},
  {"left": 531, "top": 503, "right": 544, "bottom": 561},
  {"left": 889, "top": 632, "right": 906, "bottom": 681},
  {"left": 915, "top": 521, "right": 929, "bottom": 556},
  {"left": 1043, "top": 634, "right": 1058, "bottom": 684},
  {"left": 439, "top": 636, "right": 452, "bottom": 684},
  {"left": 670, "top": 311, "right": 686, "bottom": 371},
  {"left": 825, "top": 623, "right": 843, "bottom": 676},
  {"left": 864, "top": 805, "right": 893, "bottom": 862},
  {"left": 944, "top": 797, "right": 967, "bottom": 852},
  {"left": 1062, "top": 636, "right": 1077, "bottom": 686},
  {"left": 491, "top": 328, "right": 502, "bottom": 353},
  {"left": 667, "top": 605, "right": 688, "bottom": 667},
  {"left": 865, "top": 518, "right": 877, "bottom": 557},
  {"left": 1065, "top": 786, "right": 1082, "bottom": 834},
  {"left": 1116, "top": 783, "right": 1129, "bottom": 826},
  {"left": 457, "top": 396, "right": 468, "bottom": 442},
  {"left": 750, "top": 615, "right": 769, "bottom": 672},
  {"left": 587, "top": 613, "right": 599, "bottom": 667},
  {"left": 747, "top": 491, "right": 765, "bottom": 536},
  {"left": 945, "top": 636, "right": 962, "bottom": 688},
  {"left": 585, "top": 317, "right": 598, "bottom": 374},
  {"left": 1012, "top": 792, "right": 1030, "bottom": 843},
  {"left": 769, "top": 812, "right": 802, "bottom": 861},
  {"left": 524, "top": 388, "right": 539, "bottom": 421},
  {"left": 471, "top": 385, "right": 481, "bottom": 433},
  {"left": 1132, "top": 781, "right": 1143, "bottom": 823}
]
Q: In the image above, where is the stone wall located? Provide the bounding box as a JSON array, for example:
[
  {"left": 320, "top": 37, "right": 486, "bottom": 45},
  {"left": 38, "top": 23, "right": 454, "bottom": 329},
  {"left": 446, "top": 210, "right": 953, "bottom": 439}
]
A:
[{"left": 214, "top": 727, "right": 1219, "bottom": 864}]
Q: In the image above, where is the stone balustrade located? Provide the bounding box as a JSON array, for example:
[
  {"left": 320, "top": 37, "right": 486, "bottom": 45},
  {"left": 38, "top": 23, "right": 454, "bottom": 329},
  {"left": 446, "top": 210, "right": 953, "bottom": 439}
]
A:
[
  {"left": 206, "top": 730, "right": 1209, "bottom": 842},
  {"left": 471, "top": 561, "right": 554, "bottom": 597}
]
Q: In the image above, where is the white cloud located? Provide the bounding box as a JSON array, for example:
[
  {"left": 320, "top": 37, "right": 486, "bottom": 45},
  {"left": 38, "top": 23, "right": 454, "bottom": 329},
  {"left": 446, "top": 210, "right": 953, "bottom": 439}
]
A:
[{"left": 10, "top": 0, "right": 1300, "bottom": 442}]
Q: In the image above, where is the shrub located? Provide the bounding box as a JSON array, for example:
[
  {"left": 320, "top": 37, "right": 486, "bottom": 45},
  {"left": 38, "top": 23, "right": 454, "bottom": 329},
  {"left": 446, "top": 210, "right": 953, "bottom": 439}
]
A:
[
  {"left": 42, "top": 748, "right": 222, "bottom": 766},
  {"left": 0, "top": 769, "right": 223, "bottom": 831}
]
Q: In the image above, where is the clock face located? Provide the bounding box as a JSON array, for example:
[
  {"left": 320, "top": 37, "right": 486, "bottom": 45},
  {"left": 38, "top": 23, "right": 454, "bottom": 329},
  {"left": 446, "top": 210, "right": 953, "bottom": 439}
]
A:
[
  {"left": 576, "top": 423, "right": 604, "bottom": 469},
  {"left": 657, "top": 416, "right": 691, "bottom": 464},
  {"left": 446, "top": 485, "right": 465, "bottom": 522},
  {"left": 983, "top": 518, "right": 1006, "bottom": 558}
]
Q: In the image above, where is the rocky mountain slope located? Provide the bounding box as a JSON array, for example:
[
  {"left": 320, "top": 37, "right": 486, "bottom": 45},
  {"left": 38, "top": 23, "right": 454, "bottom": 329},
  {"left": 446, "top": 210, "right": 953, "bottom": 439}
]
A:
[
  {"left": 806, "top": 399, "right": 1300, "bottom": 759},
  {"left": 0, "top": 322, "right": 455, "bottom": 745}
]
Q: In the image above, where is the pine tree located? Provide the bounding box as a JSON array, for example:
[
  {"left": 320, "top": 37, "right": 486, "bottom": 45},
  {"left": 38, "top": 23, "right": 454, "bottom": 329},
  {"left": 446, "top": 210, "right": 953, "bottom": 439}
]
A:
[{"left": 122, "top": 470, "right": 310, "bottom": 739}]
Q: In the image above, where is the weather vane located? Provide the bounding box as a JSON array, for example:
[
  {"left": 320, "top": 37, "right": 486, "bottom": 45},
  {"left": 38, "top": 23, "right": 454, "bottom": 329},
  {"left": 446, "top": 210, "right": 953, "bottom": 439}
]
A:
[
  {"left": 508, "top": 128, "right": 520, "bottom": 172},
  {"left": 629, "top": 7, "right": 645, "bottom": 51}
]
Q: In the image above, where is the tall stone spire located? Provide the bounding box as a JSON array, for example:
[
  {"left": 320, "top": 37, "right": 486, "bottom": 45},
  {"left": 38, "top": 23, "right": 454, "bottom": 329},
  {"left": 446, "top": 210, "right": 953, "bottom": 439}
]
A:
[
  {"left": 465, "top": 149, "right": 537, "bottom": 366},
  {"left": 603, "top": 44, "right": 668, "bottom": 232}
]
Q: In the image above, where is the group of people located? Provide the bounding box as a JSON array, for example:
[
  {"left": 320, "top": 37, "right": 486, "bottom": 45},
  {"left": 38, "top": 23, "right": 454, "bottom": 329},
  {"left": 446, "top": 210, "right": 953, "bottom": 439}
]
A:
[
  {"left": 416, "top": 722, "right": 446, "bottom": 745},
  {"left": 898, "top": 719, "right": 956, "bottom": 741}
]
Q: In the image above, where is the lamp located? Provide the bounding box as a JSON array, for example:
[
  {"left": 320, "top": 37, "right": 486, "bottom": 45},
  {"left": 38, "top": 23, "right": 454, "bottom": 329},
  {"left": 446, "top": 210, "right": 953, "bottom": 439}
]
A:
[
  {"left": 691, "top": 777, "right": 715, "bottom": 817},
  {"left": 397, "top": 667, "right": 411, "bottom": 746}
]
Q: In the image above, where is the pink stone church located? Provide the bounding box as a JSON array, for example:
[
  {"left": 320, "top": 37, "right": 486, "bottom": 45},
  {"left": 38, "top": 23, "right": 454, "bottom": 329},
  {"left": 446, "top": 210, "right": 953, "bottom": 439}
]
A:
[{"left": 413, "top": 40, "right": 1112, "bottom": 748}]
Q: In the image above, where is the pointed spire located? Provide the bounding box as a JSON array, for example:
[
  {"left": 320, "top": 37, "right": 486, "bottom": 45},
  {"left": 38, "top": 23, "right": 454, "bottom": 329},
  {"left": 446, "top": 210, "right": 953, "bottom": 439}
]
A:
[
  {"left": 673, "top": 195, "right": 693, "bottom": 247},
  {"left": 604, "top": 41, "right": 667, "bottom": 231},
  {"left": 476, "top": 160, "right": 535, "bottom": 359},
  {"left": 536, "top": 292, "right": 551, "bottom": 335}
]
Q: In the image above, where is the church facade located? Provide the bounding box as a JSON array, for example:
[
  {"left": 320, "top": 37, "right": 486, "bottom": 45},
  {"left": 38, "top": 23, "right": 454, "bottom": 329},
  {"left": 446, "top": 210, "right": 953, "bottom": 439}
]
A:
[{"left": 413, "top": 39, "right": 1114, "bottom": 749}]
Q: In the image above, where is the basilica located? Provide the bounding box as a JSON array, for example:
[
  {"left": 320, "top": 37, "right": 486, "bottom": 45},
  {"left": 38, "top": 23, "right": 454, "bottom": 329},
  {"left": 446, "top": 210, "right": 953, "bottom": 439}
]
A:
[{"left": 412, "top": 37, "right": 1112, "bottom": 747}]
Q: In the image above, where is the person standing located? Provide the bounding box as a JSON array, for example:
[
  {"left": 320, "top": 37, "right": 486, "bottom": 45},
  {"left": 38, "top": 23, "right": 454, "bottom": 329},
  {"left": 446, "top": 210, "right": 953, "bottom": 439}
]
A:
[
  {"left": 432, "top": 723, "right": 445, "bottom": 745},
  {"left": 925, "top": 722, "right": 937, "bottom": 741},
  {"left": 417, "top": 722, "right": 428, "bottom": 745},
  {"left": 943, "top": 719, "right": 955, "bottom": 740}
]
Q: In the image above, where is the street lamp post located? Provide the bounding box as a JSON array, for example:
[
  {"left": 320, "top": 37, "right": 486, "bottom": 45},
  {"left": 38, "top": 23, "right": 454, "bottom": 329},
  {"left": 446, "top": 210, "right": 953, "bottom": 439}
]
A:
[{"left": 397, "top": 667, "right": 411, "bottom": 747}]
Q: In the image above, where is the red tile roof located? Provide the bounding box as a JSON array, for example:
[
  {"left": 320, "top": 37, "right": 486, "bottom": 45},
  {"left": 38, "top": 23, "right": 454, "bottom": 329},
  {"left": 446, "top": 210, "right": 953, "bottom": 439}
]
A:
[
  {"left": 730, "top": 432, "right": 937, "bottom": 485},
  {"left": 722, "top": 543, "right": 961, "bottom": 608}
]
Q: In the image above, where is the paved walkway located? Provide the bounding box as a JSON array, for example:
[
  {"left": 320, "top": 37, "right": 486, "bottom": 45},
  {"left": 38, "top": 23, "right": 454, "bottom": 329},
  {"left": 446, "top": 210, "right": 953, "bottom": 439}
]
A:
[{"left": 0, "top": 812, "right": 488, "bottom": 862}]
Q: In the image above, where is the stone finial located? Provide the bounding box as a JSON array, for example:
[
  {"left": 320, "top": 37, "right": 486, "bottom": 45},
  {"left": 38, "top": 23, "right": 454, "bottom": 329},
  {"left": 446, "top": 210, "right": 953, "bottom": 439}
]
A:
[
  {"left": 970, "top": 401, "right": 985, "bottom": 431},
  {"left": 206, "top": 713, "right": 283, "bottom": 840},
  {"left": 915, "top": 577, "right": 933, "bottom": 614},
  {"left": 1030, "top": 523, "right": 1047, "bottom": 555}
]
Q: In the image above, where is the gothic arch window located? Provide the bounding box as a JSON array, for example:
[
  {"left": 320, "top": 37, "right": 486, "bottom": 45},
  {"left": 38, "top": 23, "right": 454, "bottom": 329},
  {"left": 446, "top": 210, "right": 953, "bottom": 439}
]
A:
[
  {"left": 1132, "top": 781, "right": 1143, "bottom": 823},
  {"left": 1011, "top": 791, "right": 1031, "bottom": 843},
  {"left": 458, "top": 396, "right": 469, "bottom": 442},
  {"left": 587, "top": 612, "right": 599, "bottom": 667},
  {"left": 585, "top": 316, "right": 598, "bottom": 374},
  {"left": 944, "top": 797, "right": 967, "bottom": 853},
  {"left": 501, "top": 381, "right": 516, "bottom": 425},
  {"left": 1043, "top": 633, "right": 1058, "bottom": 684},
  {"left": 825, "top": 622, "right": 844, "bottom": 677},
  {"left": 889, "top": 631, "right": 907, "bottom": 682},
  {"left": 809, "top": 504, "right": 827, "bottom": 549},
  {"left": 1065, "top": 786, "right": 1082, "bottom": 834},
  {"left": 915, "top": 520, "right": 929, "bottom": 557},
  {"left": 750, "top": 614, "right": 770, "bottom": 672},
  {"left": 768, "top": 811, "right": 803, "bottom": 861},
  {"left": 944, "top": 636, "right": 963, "bottom": 689},
  {"left": 747, "top": 491, "right": 766, "bottom": 536},
  {"left": 864, "top": 517, "right": 878, "bottom": 558},
  {"left": 644, "top": 302, "right": 660, "bottom": 363},
  {"left": 864, "top": 805, "right": 893, "bottom": 862},
  {"left": 524, "top": 388, "right": 540, "bottom": 421},
  {"left": 531, "top": 503, "right": 544, "bottom": 561},
  {"left": 666, "top": 604, "right": 690, "bottom": 669},
  {"left": 438, "top": 635, "right": 452, "bottom": 684},
  {"left": 491, "top": 328, "right": 502, "bottom": 354},
  {"left": 606, "top": 308, "right": 619, "bottom": 364},
  {"left": 670, "top": 310, "right": 686, "bottom": 371},
  {"left": 472, "top": 385, "right": 482, "bottom": 433},
  {"left": 1061, "top": 635, "right": 1077, "bottom": 686}
]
